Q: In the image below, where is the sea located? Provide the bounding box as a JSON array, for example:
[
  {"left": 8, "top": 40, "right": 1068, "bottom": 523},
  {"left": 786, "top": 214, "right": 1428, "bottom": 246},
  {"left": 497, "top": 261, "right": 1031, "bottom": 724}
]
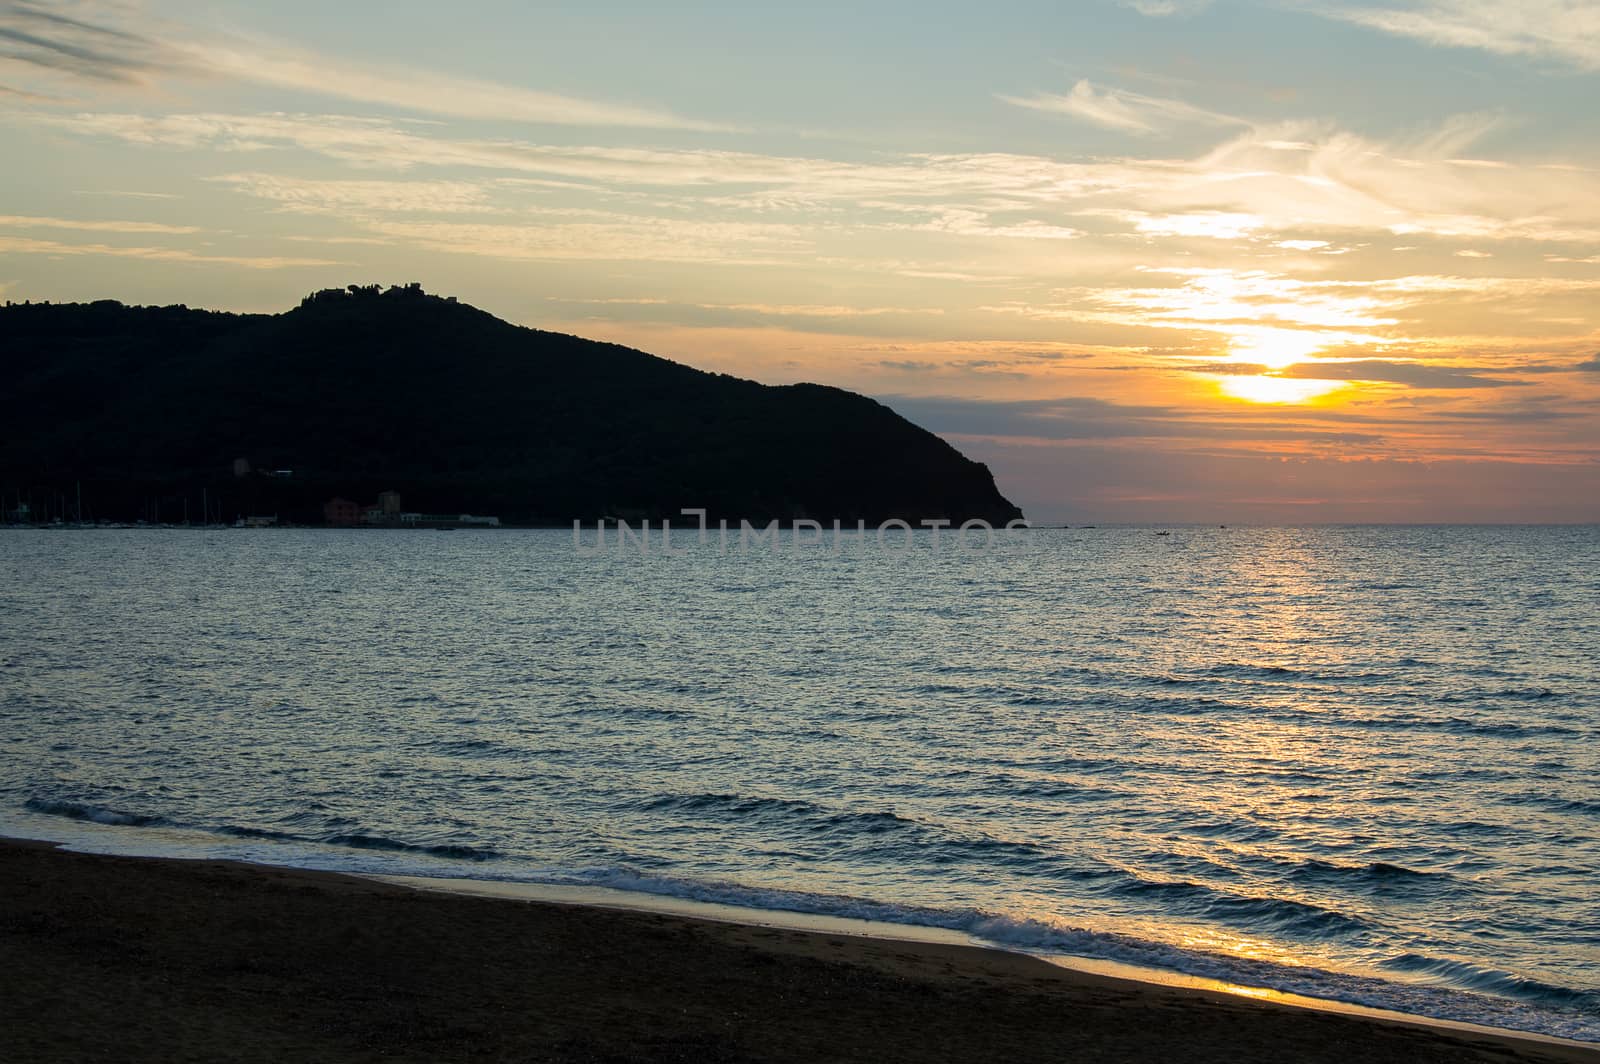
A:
[{"left": 2, "top": 525, "right": 1596, "bottom": 1041}]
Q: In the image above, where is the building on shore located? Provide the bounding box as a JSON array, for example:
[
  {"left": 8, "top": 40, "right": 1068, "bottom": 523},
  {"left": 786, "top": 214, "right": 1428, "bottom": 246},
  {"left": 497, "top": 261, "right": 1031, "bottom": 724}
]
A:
[
  {"left": 398, "top": 512, "right": 501, "bottom": 528},
  {"left": 322, "top": 498, "right": 363, "bottom": 526},
  {"left": 320, "top": 491, "right": 500, "bottom": 528}
]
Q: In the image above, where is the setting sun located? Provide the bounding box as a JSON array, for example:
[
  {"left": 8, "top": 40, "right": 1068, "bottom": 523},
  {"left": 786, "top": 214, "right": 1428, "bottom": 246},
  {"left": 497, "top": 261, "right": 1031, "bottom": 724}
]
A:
[{"left": 1218, "top": 375, "right": 1347, "bottom": 405}]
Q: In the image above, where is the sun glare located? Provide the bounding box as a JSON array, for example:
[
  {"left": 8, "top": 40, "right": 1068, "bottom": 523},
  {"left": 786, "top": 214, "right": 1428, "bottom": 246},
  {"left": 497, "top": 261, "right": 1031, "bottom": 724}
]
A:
[
  {"left": 1219, "top": 376, "right": 1346, "bottom": 404},
  {"left": 1208, "top": 326, "right": 1348, "bottom": 403},
  {"left": 1226, "top": 327, "right": 1330, "bottom": 369}
]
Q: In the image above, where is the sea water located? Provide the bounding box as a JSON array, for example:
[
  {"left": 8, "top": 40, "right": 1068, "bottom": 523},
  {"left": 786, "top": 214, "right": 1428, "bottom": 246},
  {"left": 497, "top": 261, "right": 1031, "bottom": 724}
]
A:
[{"left": 2, "top": 526, "right": 1596, "bottom": 1040}]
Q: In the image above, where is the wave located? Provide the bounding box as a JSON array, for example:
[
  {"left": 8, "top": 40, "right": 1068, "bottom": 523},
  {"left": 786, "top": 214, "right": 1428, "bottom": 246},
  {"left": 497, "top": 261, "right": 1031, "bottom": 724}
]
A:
[
  {"left": 8, "top": 804, "right": 1598, "bottom": 1042},
  {"left": 23, "top": 798, "right": 167, "bottom": 827},
  {"left": 1109, "top": 874, "right": 1374, "bottom": 940},
  {"left": 415, "top": 738, "right": 531, "bottom": 759},
  {"left": 991, "top": 776, "right": 1135, "bottom": 803},
  {"left": 545, "top": 866, "right": 1600, "bottom": 1042},
  {"left": 1202, "top": 663, "right": 1308, "bottom": 679},
  {"left": 1499, "top": 793, "right": 1600, "bottom": 818},
  {"left": 1117, "top": 700, "right": 1586, "bottom": 738},
  {"left": 23, "top": 797, "right": 502, "bottom": 863},
  {"left": 639, "top": 791, "right": 822, "bottom": 820},
  {"left": 631, "top": 791, "right": 1117, "bottom": 879},
  {"left": 320, "top": 833, "right": 501, "bottom": 862},
  {"left": 1379, "top": 954, "right": 1599, "bottom": 1010},
  {"left": 1150, "top": 662, "right": 1396, "bottom": 685},
  {"left": 22, "top": 796, "right": 164, "bottom": 819},
  {"left": 1285, "top": 858, "right": 1450, "bottom": 885}
]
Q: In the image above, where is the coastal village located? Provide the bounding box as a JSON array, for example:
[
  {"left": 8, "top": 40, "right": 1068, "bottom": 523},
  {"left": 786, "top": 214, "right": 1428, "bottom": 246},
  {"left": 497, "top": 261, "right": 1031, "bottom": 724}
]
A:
[
  {"left": 320, "top": 490, "right": 501, "bottom": 529},
  {"left": 3, "top": 467, "right": 501, "bottom": 529}
]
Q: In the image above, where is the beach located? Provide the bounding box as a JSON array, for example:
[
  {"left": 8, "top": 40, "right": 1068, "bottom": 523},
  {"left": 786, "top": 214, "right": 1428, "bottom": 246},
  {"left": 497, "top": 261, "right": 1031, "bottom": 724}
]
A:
[{"left": 3, "top": 839, "right": 1594, "bottom": 1064}]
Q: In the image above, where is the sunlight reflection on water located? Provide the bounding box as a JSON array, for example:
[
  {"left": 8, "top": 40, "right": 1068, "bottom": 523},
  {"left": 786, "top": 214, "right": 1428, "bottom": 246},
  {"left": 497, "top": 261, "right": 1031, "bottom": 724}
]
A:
[{"left": 2, "top": 525, "right": 1597, "bottom": 1036}]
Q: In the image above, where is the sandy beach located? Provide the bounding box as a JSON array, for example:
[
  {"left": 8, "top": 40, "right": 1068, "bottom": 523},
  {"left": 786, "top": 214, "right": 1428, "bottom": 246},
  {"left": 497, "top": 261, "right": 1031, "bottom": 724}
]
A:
[{"left": 2, "top": 837, "right": 1595, "bottom": 1064}]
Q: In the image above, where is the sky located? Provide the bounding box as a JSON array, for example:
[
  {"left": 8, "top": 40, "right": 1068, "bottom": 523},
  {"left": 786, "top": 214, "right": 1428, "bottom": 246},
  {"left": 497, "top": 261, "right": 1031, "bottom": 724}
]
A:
[{"left": 2, "top": 0, "right": 1599, "bottom": 523}]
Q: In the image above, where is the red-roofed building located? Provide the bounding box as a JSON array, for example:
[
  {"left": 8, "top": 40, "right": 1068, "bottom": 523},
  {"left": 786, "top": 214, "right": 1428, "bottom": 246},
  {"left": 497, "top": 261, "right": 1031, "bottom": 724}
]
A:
[{"left": 322, "top": 497, "right": 363, "bottom": 526}]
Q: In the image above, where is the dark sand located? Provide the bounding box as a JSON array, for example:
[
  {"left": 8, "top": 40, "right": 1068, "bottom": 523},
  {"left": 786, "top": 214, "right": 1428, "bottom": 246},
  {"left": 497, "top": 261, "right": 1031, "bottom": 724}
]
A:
[{"left": 3, "top": 838, "right": 1595, "bottom": 1063}]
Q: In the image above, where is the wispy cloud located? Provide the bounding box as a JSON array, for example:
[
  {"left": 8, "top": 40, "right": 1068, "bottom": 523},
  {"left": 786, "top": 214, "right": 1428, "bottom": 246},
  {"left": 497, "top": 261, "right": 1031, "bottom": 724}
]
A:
[
  {"left": 0, "top": 234, "right": 336, "bottom": 267},
  {"left": 0, "top": 213, "right": 198, "bottom": 233},
  {"left": 1320, "top": 1, "right": 1600, "bottom": 70},
  {"left": 0, "top": 80, "right": 59, "bottom": 100},
  {"left": 1118, "top": 0, "right": 1215, "bottom": 16},
  {"left": 52, "top": 107, "right": 1561, "bottom": 242},
  {"left": 878, "top": 393, "right": 1404, "bottom": 446},
  {"left": 552, "top": 296, "right": 943, "bottom": 319},
  {"left": 208, "top": 173, "right": 498, "bottom": 214},
  {"left": 1194, "top": 358, "right": 1529, "bottom": 388},
  {"left": 195, "top": 42, "right": 735, "bottom": 132},
  {"left": 72, "top": 188, "right": 180, "bottom": 199},
  {"left": 1000, "top": 78, "right": 1243, "bottom": 134},
  {"left": 0, "top": 0, "right": 729, "bottom": 130},
  {"left": 1279, "top": 359, "right": 1527, "bottom": 388},
  {"left": 0, "top": 0, "right": 191, "bottom": 84},
  {"left": 33, "top": 108, "right": 1600, "bottom": 299},
  {"left": 360, "top": 217, "right": 810, "bottom": 266}
]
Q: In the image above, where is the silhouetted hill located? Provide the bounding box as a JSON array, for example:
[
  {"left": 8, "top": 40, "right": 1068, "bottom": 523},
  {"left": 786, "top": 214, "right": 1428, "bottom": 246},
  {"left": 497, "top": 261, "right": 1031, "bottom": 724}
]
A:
[{"left": 0, "top": 285, "right": 1023, "bottom": 526}]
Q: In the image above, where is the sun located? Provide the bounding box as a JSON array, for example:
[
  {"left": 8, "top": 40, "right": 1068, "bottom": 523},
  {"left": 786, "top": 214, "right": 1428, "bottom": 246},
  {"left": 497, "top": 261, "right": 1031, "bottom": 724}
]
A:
[
  {"left": 1219, "top": 376, "right": 1347, "bottom": 404},
  {"left": 1212, "top": 326, "right": 1349, "bottom": 404}
]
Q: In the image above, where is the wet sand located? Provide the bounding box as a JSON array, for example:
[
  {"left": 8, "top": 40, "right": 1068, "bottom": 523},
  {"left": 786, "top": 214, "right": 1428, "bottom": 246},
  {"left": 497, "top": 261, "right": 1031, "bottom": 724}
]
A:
[{"left": 3, "top": 837, "right": 1595, "bottom": 1063}]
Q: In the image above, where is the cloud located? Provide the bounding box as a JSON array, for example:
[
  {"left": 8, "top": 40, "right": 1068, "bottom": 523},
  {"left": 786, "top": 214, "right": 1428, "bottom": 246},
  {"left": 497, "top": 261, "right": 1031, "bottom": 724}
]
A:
[
  {"left": 1320, "top": 1, "right": 1600, "bottom": 70},
  {"left": 1190, "top": 357, "right": 1534, "bottom": 390},
  {"left": 36, "top": 108, "right": 1600, "bottom": 244},
  {"left": 54, "top": 107, "right": 1600, "bottom": 254},
  {"left": 0, "top": 1, "right": 728, "bottom": 130},
  {"left": 1576, "top": 354, "right": 1600, "bottom": 372},
  {"left": 1001, "top": 78, "right": 1243, "bottom": 134},
  {"left": 209, "top": 173, "right": 497, "bottom": 214},
  {"left": 73, "top": 188, "right": 180, "bottom": 199},
  {"left": 881, "top": 394, "right": 1193, "bottom": 440},
  {"left": 1132, "top": 211, "right": 1265, "bottom": 239},
  {"left": 358, "top": 217, "right": 811, "bottom": 266},
  {"left": 1059, "top": 268, "right": 1404, "bottom": 332},
  {"left": 0, "top": 213, "right": 199, "bottom": 233},
  {"left": 0, "top": 234, "right": 336, "bottom": 268},
  {"left": 20, "top": 108, "right": 1600, "bottom": 377},
  {"left": 0, "top": 0, "right": 190, "bottom": 84},
  {"left": 879, "top": 393, "right": 1392, "bottom": 445},
  {"left": 0, "top": 79, "right": 57, "bottom": 100},
  {"left": 1118, "top": 0, "right": 1214, "bottom": 15},
  {"left": 1279, "top": 359, "right": 1529, "bottom": 388},
  {"left": 908, "top": 208, "right": 1082, "bottom": 240},
  {"left": 550, "top": 296, "right": 945, "bottom": 320},
  {"left": 196, "top": 42, "right": 734, "bottom": 132}
]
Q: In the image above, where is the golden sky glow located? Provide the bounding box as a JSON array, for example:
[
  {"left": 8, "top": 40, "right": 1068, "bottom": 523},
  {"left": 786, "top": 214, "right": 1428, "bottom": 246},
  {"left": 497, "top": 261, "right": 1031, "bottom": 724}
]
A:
[{"left": 1, "top": 1, "right": 1597, "bottom": 521}]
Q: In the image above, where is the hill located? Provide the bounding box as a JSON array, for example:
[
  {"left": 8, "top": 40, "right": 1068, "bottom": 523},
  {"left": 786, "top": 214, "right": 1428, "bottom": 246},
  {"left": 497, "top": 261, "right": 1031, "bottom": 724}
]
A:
[{"left": 0, "top": 284, "right": 1023, "bottom": 527}]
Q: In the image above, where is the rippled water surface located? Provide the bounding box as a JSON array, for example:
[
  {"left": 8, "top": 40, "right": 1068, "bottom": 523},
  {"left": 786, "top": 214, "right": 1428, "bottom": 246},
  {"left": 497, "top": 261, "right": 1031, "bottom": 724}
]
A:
[{"left": 2, "top": 526, "right": 1597, "bottom": 1039}]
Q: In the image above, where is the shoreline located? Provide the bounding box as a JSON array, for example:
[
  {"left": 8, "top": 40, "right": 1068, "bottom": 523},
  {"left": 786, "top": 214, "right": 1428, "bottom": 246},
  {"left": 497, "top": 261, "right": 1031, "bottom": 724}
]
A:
[
  {"left": 9, "top": 809, "right": 1594, "bottom": 1043},
  {"left": 4, "top": 837, "right": 1595, "bottom": 1063},
  {"left": 372, "top": 872, "right": 1600, "bottom": 1052}
]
